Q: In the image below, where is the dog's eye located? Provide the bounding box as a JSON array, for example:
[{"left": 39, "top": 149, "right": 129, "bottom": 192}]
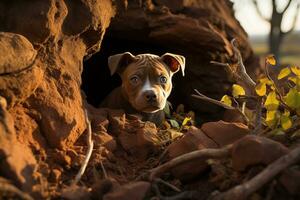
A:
[
  {"left": 160, "top": 76, "right": 167, "bottom": 84},
  {"left": 130, "top": 76, "right": 139, "bottom": 84}
]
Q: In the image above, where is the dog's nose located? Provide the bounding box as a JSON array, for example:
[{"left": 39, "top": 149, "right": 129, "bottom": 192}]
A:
[{"left": 144, "top": 90, "right": 157, "bottom": 102}]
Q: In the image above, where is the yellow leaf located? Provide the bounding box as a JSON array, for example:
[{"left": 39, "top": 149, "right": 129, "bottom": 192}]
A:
[
  {"left": 270, "top": 85, "right": 276, "bottom": 90},
  {"left": 288, "top": 76, "right": 297, "bottom": 84},
  {"left": 182, "top": 117, "right": 191, "bottom": 126},
  {"left": 232, "top": 84, "right": 245, "bottom": 98},
  {"left": 255, "top": 82, "right": 266, "bottom": 96},
  {"left": 291, "top": 66, "right": 300, "bottom": 76},
  {"left": 265, "top": 110, "right": 278, "bottom": 128},
  {"left": 220, "top": 95, "right": 232, "bottom": 106},
  {"left": 259, "top": 77, "right": 273, "bottom": 85},
  {"left": 284, "top": 88, "right": 300, "bottom": 109},
  {"left": 288, "top": 76, "right": 300, "bottom": 91},
  {"left": 278, "top": 67, "right": 291, "bottom": 80},
  {"left": 283, "top": 109, "right": 290, "bottom": 117},
  {"left": 264, "top": 91, "right": 279, "bottom": 110},
  {"left": 266, "top": 55, "right": 276, "bottom": 65},
  {"left": 281, "top": 115, "right": 292, "bottom": 130}
]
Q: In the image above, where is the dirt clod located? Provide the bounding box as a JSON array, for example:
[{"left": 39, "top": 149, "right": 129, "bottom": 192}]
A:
[{"left": 231, "top": 135, "right": 290, "bottom": 171}]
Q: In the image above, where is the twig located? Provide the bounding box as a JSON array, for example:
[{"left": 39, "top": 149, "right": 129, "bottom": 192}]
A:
[
  {"left": 281, "top": 0, "right": 293, "bottom": 14},
  {"left": 211, "top": 39, "right": 256, "bottom": 93},
  {"left": 158, "top": 148, "right": 170, "bottom": 164},
  {"left": 72, "top": 109, "right": 94, "bottom": 186},
  {"left": 251, "top": 97, "right": 262, "bottom": 134},
  {"left": 0, "top": 179, "right": 34, "bottom": 200},
  {"left": 155, "top": 178, "right": 181, "bottom": 192},
  {"left": 145, "top": 145, "right": 232, "bottom": 181},
  {"left": 210, "top": 61, "right": 230, "bottom": 68},
  {"left": 161, "top": 191, "right": 201, "bottom": 200},
  {"left": 192, "top": 89, "right": 235, "bottom": 110},
  {"left": 210, "top": 145, "right": 300, "bottom": 200},
  {"left": 152, "top": 179, "right": 199, "bottom": 200},
  {"left": 99, "top": 147, "right": 108, "bottom": 179},
  {"left": 284, "top": 2, "right": 300, "bottom": 34},
  {"left": 231, "top": 39, "right": 256, "bottom": 90},
  {"left": 152, "top": 183, "right": 163, "bottom": 200},
  {"left": 251, "top": 0, "right": 269, "bottom": 22},
  {"left": 100, "top": 160, "right": 108, "bottom": 179},
  {"left": 192, "top": 89, "right": 250, "bottom": 124},
  {"left": 265, "top": 180, "right": 276, "bottom": 200}
]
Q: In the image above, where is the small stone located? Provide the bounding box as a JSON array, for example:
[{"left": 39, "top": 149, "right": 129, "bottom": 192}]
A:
[
  {"left": 49, "top": 168, "right": 61, "bottom": 183},
  {"left": 0, "top": 32, "right": 36, "bottom": 74},
  {"left": 93, "top": 131, "right": 117, "bottom": 152},
  {"left": 118, "top": 121, "right": 159, "bottom": 160},
  {"left": 103, "top": 181, "right": 150, "bottom": 200},
  {"left": 231, "top": 135, "right": 289, "bottom": 171},
  {"left": 107, "top": 109, "right": 126, "bottom": 136},
  {"left": 201, "top": 120, "right": 249, "bottom": 147},
  {"left": 165, "top": 126, "right": 217, "bottom": 180}
]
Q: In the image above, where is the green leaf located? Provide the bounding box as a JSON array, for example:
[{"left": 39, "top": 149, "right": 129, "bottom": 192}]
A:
[
  {"left": 291, "top": 66, "right": 300, "bottom": 76},
  {"left": 255, "top": 82, "right": 267, "bottom": 96},
  {"left": 232, "top": 84, "right": 245, "bottom": 98},
  {"left": 163, "top": 101, "right": 172, "bottom": 117},
  {"left": 266, "top": 55, "right": 276, "bottom": 65},
  {"left": 220, "top": 95, "right": 232, "bottom": 106},
  {"left": 169, "top": 119, "right": 180, "bottom": 129},
  {"left": 264, "top": 91, "right": 279, "bottom": 110},
  {"left": 284, "top": 88, "right": 300, "bottom": 109},
  {"left": 267, "top": 128, "right": 285, "bottom": 137},
  {"left": 281, "top": 114, "right": 292, "bottom": 130},
  {"left": 277, "top": 67, "right": 291, "bottom": 80}
]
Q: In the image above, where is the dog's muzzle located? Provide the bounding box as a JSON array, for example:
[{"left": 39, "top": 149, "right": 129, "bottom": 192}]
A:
[{"left": 143, "top": 90, "right": 158, "bottom": 103}]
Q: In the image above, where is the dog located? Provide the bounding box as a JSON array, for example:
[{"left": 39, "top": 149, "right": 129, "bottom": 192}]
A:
[{"left": 100, "top": 52, "right": 185, "bottom": 126}]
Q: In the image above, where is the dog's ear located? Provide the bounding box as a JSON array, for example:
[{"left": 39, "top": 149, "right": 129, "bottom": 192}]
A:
[
  {"left": 108, "top": 52, "right": 136, "bottom": 75},
  {"left": 161, "top": 53, "right": 185, "bottom": 76}
]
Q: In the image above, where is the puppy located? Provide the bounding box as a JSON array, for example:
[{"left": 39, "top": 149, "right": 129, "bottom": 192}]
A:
[{"left": 100, "top": 52, "right": 185, "bottom": 125}]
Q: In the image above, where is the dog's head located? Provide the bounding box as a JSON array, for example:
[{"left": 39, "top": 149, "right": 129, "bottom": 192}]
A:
[{"left": 108, "top": 52, "right": 185, "bottom": 113}]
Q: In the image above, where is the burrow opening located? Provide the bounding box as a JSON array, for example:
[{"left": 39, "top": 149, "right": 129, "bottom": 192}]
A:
[
  {"left": 81, "top": 35, "right": 226, "bottom": 124},
  {"left": 81, "top": 35, "right": 186, "bottom": 109}
]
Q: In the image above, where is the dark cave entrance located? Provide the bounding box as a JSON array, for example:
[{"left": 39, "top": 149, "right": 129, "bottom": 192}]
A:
[
  {"left": 81, "top": 33, "right": 227, "bottom": 125},
  {"left": 81, "top": 35, "right": 183, "bottom": 109}
]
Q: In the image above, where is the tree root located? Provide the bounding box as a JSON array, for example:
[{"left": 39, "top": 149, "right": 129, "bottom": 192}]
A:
[
  {"left": 209, "top": 145, "right": 300, "bottom": 200},
  {"left": 141, "top": 145, "right": 232, "bottom": 181},
  {"left": 0, "top": 178, "right": 34, "bottom": 200},
  {"left": 71, "top": 109, "right": 94, "bottom": 186}
]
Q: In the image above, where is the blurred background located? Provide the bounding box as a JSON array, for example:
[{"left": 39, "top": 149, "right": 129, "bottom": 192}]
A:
[{"left": 231, "top": 0, "right": 300, "bottom": 65}]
